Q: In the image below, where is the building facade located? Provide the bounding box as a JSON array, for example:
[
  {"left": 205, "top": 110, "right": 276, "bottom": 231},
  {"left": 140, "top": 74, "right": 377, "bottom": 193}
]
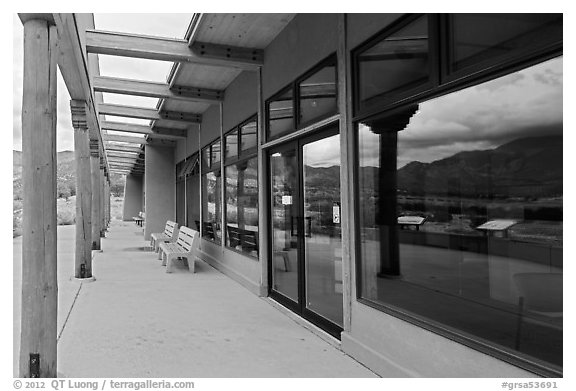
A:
[{"left": 121, "top": 13, "right": 563, "bottom": 377}]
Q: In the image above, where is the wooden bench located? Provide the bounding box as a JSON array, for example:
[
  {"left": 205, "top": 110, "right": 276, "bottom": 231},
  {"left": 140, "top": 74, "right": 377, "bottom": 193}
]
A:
[
  {"left": 150, "top": 220, "right": 178, "bottom": 253},
  {"left": 227, "top": 225, "right": 258, "bottom": 255},
  {"left": 158, "top": 226, "right": 199, "bottom": 273},
  {"left": 132, "top": 211, "right": 145, "bottom": 227}
]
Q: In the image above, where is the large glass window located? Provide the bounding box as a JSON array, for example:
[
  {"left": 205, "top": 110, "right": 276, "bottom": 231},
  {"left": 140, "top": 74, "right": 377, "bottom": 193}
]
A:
[
  {"left": 225, "top": 158, "right": 259, "bottom": 257},
  {"left": 185, "top": 154, "right": 200, "bottom": 230},
  {"left": 356, "top": 15, "right": 430, "bottom": 112},
  {"left": 448, "top": 14, "right": 562, "bottom": 74},
  {"left": 267, "top": 88, "right": 294, "bottom": 140},
  {"left": 202, "top": 139, "right": 222, "bottom": 242},
  {"left": 202, "top": 170, "right": 221, "bottom": 242},
  {"left": 224, "top": 116, "right": 259, "bottom": 257},
  {"left": 298, "top": 60, "right": 337, "bottom": 125},
  {"left": 356, "top": 57, "right": 562, "bottom": 371}
]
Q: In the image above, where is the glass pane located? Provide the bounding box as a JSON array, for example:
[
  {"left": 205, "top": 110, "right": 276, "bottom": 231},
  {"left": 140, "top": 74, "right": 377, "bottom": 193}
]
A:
[
  {"left": 225, "top": 130, "right": 238, "bottom": 160},
  {"left": 357, "top": 57, "right": 563, "bottom": 369},
  {"left": 176, "top": 179, "right": 185, "bottom": 226},
  {"left": 358, "top": 16, "right": 429, "bottom": 109},
  {"left": 270, "top": 147, "right": 299, "bottom": 301},
  {"left": 240, "top": 119, "right": 258, "bottom": 152},
  {"left": 267, "top": 89, "right": 294, "bottom": 140},
  {"left": 211, "top": 140, "right": 221, "bottom": 168},
  {"left": 202, "top": 171, "right": 222, "bottom": 243},
  {"left": 202, "top": 147, "right": 210, "bottom": 170},
  {"left": 450, "top": 14, "right": 562, "bottom": 72},
  {"left": 186, "top": 174, "right": 200, "bottom": 231},
  {"left": 225, "top": 158, "right": 259, "bottom": 257},
  {"left": 299, "top": 63, "right": 337, "bottom": 125},
  {"left": 303, "top": 134, "right": 343, "bottom": 326}
]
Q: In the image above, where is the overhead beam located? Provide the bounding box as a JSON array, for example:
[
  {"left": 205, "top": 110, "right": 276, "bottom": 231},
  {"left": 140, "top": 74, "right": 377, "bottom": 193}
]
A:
[
  {"left": 93, "top": 76, "right": 223, "bottom": 103},
  {"left": 103, "top": 134, "right": 147, "bottom": 144},
  {"left": 105, "top": 144, "right": 143, "bottom": 153},
  {"left": 107, "top": 151, "right": 141, "bottom": 158},
  {"left": 98, "top": 103, "right": 202, "bottom": 123},
  {"left": 101, "top": 120, "right": 187, "bottom": 139},
  {"left": 86, "top": 29, "right": 263, "bottom": 69}
]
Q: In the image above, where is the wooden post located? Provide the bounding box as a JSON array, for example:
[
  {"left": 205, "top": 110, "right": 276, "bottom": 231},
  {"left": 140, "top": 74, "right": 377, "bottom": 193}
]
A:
[
  {"left": 71, "top": 100, "right": 93, "bottom": 279},
  {"left": 90, "top": 140, "right": 101, "bottom": 250},
  {"left": 19, "top": 17, "right": 58, "bottom": 378},
  {"left": 100, "top": 160, "right": 106, "bottom": 236}
]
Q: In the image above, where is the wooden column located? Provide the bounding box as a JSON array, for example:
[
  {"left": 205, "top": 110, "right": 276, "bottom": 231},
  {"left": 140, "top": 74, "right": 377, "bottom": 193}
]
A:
[
  {"left": 99, "top": 160, "right": 106, "bottom": 236},
  {"left": 19, "top": 17, "right": 58, "bottom": 378},
  {"left": 90, "top": 140, "right": 101, "bottom": 250},
  {"left": 71, "top": 100, "right": 93, "bottom": 278}
]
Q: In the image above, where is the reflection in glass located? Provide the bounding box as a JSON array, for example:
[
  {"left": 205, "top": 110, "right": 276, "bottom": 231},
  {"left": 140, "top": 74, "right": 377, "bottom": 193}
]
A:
[
  {"left": 299, "top": 63, "right": 337, "bottom": 125},
  {"left": 186, "top": 173, "right": 200, "bottom": 231},
  {"left": 303, "top": 134, "right": 343, "bottom": 326},
  {"left": 211, "top": 140, "right": 221, "bottom": 167},
  {"left": 270, "top": 148, "right": 299, "bottom": 301},
  {"left": 225, "top": 158, "right": 259, "bottom": 257},
  {"left": 358, "top": 15, "right": 429, "bottom": 109},
  {"left": 357, "top": 57, "right": 563, "bottom": 369},
  {"left": 225, "top": 130, "right": 238, "bottom": 160},
  {"left": 450, "top": 14, "right": 562, "bottom": 72},
  {"left": 241, "top": 120, "right": 258, "bottom": 152},
  {"left": 267, "top": 89, "right": 294, "bottom": 140},
  {"left": 202, "top": 171, "right": 221, "bottom": 243}
]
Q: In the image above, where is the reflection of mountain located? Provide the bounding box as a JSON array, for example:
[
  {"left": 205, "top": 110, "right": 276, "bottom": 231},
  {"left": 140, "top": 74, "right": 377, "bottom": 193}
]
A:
[
  {"left": 304, "top": 165, "right": 341, "bottom": 191},
  {"left": 397, "top": 135, "right": 562, "bottom": 197}
]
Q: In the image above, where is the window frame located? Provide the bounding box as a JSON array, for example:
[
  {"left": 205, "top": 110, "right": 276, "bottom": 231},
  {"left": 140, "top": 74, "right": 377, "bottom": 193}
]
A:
[
  {"left": 351, "top": 14, "right": 563, "bottom": 377},
  {"left": 265, "top": 54, "right": 338, "bottom": 142},
  {"left": 223, "top": 114, "right": 259, "bottom": 258},
  {"left": 351, "top": 13, "right": 440, "bottom": 120},
  {"left": 439, "top": 13, "right": 564, "bottom": 86}
]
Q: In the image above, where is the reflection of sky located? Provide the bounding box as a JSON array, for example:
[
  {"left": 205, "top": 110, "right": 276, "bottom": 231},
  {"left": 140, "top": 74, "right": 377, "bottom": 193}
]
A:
[
  {"left": 303, "top": 134, "right": 341, "bottom": 167},
  {"left": 359, "top": 56, "right": 563, "bottom": 168}
]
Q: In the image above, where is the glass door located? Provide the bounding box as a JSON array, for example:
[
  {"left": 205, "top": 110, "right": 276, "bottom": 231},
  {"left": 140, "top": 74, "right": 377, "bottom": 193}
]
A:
[
  {"left": 269, "top": 143, "right": 300, "bottom": 309},
  {"left": 268, "top": 126, "right": 343, "bottom": 337},
  {"left": 302, "top": 133, "right": 343, "bottom": 328}
]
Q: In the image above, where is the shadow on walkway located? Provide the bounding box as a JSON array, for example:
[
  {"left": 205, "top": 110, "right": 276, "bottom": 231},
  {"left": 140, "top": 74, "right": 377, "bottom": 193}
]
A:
[{"left": 14, "top": 221, "right": 376, "bottom": 378}]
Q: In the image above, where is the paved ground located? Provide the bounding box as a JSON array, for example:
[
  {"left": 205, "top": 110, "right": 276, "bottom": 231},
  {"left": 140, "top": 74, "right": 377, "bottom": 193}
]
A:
[{"left": 14, "top": 221, "right": 377, "bottom": 378}]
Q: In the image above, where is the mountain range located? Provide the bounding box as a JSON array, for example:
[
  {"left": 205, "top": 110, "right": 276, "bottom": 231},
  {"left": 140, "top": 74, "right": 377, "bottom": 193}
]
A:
[{"left": 305, "top": 135, "right": 562, "bottom": 199}]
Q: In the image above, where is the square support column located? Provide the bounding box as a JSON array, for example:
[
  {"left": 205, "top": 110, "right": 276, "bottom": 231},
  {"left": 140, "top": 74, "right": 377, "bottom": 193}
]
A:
[
  {"left": 122, "top": 174, "right": 144, "bottom": 220},
  {"left": 19, "top": 17, "right": 58, "bottom": 378},
  {"left": 90, "top": 141, "right": 101, "bottom": 250},
  {"left": 71, "top": 100, "right": 93, "bottom": 279},
  {"left": 144, "top": 145, "right": 175, "bottom": 240}
]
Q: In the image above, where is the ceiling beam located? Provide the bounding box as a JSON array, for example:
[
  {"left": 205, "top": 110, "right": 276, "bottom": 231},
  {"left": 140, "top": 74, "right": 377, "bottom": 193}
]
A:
[
  {"left": 103, "top": 134, "right": 147, "bottom": 145},
  {"left": 93, "top": 75, "right": 224, "bottom": 103},
  {"left": 51, "top": 14, "right": 108, "bottom": 171},
  {"left": 85, "top": 29, "right": 262, "bottom": 69},
  {"left": 98, "top": 103, "right": 202, "bottom": 123},
  {"left": 101, "top": 121, "right": 187, "bottom": 139},
  {"left": 105, "top": 144, "right": 144, "bottom": 153},
  {"left": 107, "top": 151, "right": 141, "bottom": 158}
]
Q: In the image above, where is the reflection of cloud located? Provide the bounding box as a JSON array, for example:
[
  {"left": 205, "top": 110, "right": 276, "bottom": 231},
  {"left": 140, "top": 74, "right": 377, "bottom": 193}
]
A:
[
  {"left": 303, "top": 134, "right": 341, "bottom": 167},
  {"left": 360, "top": 56, "right": 562, "bottom": 168}
]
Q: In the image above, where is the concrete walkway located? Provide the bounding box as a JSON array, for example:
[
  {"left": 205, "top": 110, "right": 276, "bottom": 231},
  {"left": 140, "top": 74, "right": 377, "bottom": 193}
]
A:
[{"left": 14, "top": 221, "right": 377, "bottom": 378}]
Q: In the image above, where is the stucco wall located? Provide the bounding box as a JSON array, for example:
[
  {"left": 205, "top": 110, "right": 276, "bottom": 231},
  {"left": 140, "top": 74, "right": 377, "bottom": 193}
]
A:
[
  {"left": 222, "top": 71, "right": 258, "bottom": 131},
  {"left": 144, "top": 145, "right": 175, "bottom": 240},
  {"left": 262, "top": 13, "right": 338, "bottom": 101}
]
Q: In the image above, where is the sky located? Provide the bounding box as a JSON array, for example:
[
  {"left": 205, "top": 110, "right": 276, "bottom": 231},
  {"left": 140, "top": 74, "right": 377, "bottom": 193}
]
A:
[{"left": 12, "top": 13, "right": 193, "bottom": 152}]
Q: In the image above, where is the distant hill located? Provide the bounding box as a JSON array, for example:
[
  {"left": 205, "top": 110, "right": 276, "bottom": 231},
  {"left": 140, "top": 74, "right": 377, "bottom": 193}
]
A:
[
  {"left": 13, "top": 150, "right": 125, "bottom": 200},
  {"left": 396, "top": 135, "right": 562, "bottom": 198}
]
